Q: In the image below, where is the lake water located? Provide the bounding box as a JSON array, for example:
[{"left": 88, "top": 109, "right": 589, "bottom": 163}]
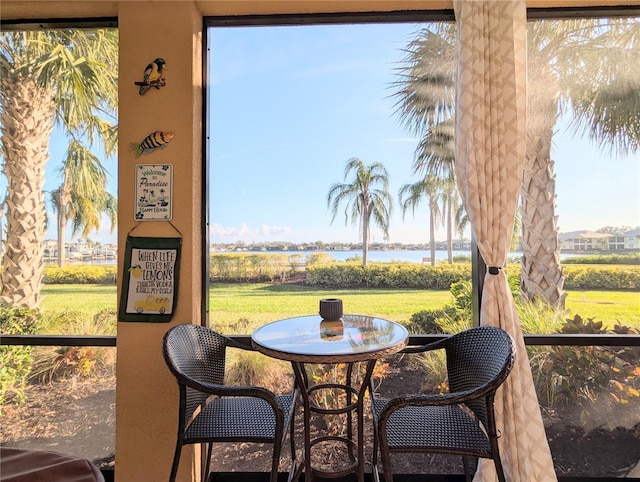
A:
[
  {"left": 282, "top": 249, "right": 469, "bottom": 263},
  {"left": 61, "top": 249, "right": 582, "bottom": 266},
  {"left": 217, "top": 249, "right": 585, "bottom": 263}
]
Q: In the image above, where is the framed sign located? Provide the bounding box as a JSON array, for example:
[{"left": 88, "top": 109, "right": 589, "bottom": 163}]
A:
[
  {"left": 135, "top": 164, "right": 173, "bottom": 220},
  {"left": 119, "top": 236, "right": 181, "bottom": 322}
]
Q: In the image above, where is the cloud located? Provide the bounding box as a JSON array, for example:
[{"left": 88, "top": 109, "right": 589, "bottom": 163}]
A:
[
  {"left": 210, "top": 223, "right": 292, "bottom": 242},
  {"left": 261, "top": 224, "right": 292, "bottom": 236},
  {"left": 210, "top": 222, "right": 255, "bottom": 238}
]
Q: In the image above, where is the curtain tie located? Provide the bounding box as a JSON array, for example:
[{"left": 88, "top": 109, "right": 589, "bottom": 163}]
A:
[{"left": 488, "top": 266, "right": 502, "bottom": 275}]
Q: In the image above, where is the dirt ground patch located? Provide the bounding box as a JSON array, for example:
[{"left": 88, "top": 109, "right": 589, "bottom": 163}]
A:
[
  {"left": 1, "top": 359, "right": 639, "bottom": 478},
  {"left": 0, "top": 373, "right": 116, "bottom": 466}
]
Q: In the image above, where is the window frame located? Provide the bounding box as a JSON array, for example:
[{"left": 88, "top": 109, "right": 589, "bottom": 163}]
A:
[
  {"left": 0, "top": 16, "right": 118, "bottom": 345},
  {"left": 202, "top": 6, "right": 640, "bottom": 332}
]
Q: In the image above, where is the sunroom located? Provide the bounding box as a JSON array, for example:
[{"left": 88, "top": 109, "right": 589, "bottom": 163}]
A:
[{"left": 0, "top": 1, "right": 639, "bottom": 482}]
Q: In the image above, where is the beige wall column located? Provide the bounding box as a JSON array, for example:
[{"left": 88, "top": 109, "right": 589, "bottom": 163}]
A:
[{"left": 116, "top": 2, "right": 203, "bottom": 481}]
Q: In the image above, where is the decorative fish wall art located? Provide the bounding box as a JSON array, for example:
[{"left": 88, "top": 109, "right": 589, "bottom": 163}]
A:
[
  {"left": 135, "top": 58, "right": 167, "bottom": 95},
  {"left": 130, "top": 131, "right": 174, "bottom": 159}
]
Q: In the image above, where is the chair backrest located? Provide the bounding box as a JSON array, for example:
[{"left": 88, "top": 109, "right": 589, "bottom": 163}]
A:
[
  {"left": 444, "top": 325, "right": 514, "bottom": 429},
  {"left": 162, "top": 324, "right": 228, "bottom": 427}
]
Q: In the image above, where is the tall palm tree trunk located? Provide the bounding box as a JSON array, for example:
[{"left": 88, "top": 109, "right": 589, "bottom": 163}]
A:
[
  {"left": 428, "top": 208, "right": 436, "bottom": 267},
  {"left": 362, "top": 206, "right": 370, "bottom": 267},
  {"left": 0, "top": 73, "right": 55, "bottom": 308},
  {"left": 445, "top": 197, "right": 453, "bottom": 263},
  {"left": 56, "top": 188, "right": 71, "bottom": 268},
  {"left": 520, "top": 71, "right": 567, "bottom": 309}
]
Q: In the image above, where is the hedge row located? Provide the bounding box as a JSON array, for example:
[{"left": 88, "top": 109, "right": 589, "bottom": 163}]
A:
[
  {"left": 39, "top": 260, "right": 640, "bottom": 290},
  {"left": 43, "top": 265, "right": 117, "bottom": 284},
  {"left": 562, "top": 253, "right": 640, "bottom": 265},
  {"left": 306, "top": 262, "right": 471, "bottom": 289},
  {"left": 562, "top": 265, "right": 640, "bottom": 290},
  {"left": 209, "top": 253, "right": 304, "bottom": 282},
  {"left": 305, "top": 262, "right": 640, "bottom": 290}
]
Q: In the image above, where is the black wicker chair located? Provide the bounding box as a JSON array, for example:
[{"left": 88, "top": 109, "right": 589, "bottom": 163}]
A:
[
  {"left": 370, "top": 325, "right": 515, "bottom": 482},
  {"left": 162, "top": 324, "right": 298, "bottom": 482}
]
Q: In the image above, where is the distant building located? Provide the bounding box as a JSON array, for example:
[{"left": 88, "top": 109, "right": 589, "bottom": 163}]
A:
[
  {"left": 453, "top": 238, "right": 472, "bottom": 250},
  {"left": 560, "top": 230, "right": 612, "bottom": 251},
  {"left": 624, "top": 229, "right": 640, "bottom": 250},
  {"left": 559, "top": 229, "right": 640, "bottom": 252}
]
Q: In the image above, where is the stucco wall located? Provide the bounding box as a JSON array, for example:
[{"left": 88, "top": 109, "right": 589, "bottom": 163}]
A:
[{"left": 116, "top": 3, "right": 203, "bottom": 481}]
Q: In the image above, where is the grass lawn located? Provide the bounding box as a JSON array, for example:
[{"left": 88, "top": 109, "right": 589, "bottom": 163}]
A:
[
  {"left": 565, "top": 290, "right": 640, "bottom": 327},
  {"left": 40, "top": 284, "right": 117, "bottom": 318},
  {"left": 39, "top": 283, "right": 639, "bottom": 332},
  {"left": 208, "top": 283, "right": 453, "bottom": 332}
]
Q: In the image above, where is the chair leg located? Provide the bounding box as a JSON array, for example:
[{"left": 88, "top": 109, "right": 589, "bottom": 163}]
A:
[
  {"left": 271, "top": 428, "right": 284, "bottom": 482},
  {"left": 169, "top": 442, "right": 183, "bottom": 482},
  {"left": 379, "top": 425, "right": 393, "bottom": 482},
  {"left": 490, "top": 430, "right": 506, "bottom": 482},
  {"left": 462, "top": 456, "right": 471, "bottom": 482},
  {"left": 371, "top": 422, "right": 380, "bottom": 482},
  {"left": 371, "top": 415, "right": 379, "bottom": 468},
  {"left": 202, "top": 443, "right": 213, "bottom": 482},
  {"left": 289, "top": 406, "right": 296, "bottom": 464},
  {"left": 493, "top": 456, "right": 507, "bottom": 482}
]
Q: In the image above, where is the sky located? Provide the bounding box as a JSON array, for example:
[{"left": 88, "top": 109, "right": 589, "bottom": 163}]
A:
[
  {"left": 207, "top": 21, "right": 639, "bottom": 245},
  {"left": 7, "top": 20, "right": 637, "bottom": 247}
]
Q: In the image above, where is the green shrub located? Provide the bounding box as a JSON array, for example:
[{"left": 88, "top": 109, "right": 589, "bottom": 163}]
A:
[
  {"left": 226, "top": 351, "right": 292, "bottom": 394},
  {"left": 209, "top": 253, "right": 294, "bottom": 282},
  {"left": 0, "top": 307, "right": 42, "bottom": 408},
  {"left": 562, "top": 253, "right": 640, "bottom": 265},
  {"left": 43, "top": 264, "right": 117, "bottom": 284},
  {"left": 305, "top": 262, "right": 470, "bottom": 289},
  {"left": 305, "top": 252, "right": 335, "bottom": 265},
  {"left": 562, "top": 265, "right": 640, "bottom": 290},
  {"left": 413, "top": 350, "right": 449, "bottom": 393},
  {"left": 534, "top": 314, "right": 639, "bottom": 409},
  {"left": 516, "top": 299, "right": 566, "bottom": 334},
  {"left": 408, "top": 280, "right": 474, "bottom": 335},
  {"left": 305, "top": 262, "right": 366, "bottom": 286},
  {"left": 208, "top": 254, "right": 639, "bottom": 290},
  {"left": 408, "top": 309, "right": 447, "bottom": 334},
  {"left": 31, "top": 309, "right": 117, "bottom": 382},
  {"left": 452, "top": 254, "right": 472, "bottom": 263}
]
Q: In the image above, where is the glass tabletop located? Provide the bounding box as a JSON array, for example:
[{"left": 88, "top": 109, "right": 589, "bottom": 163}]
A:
[{"left": 251, "top": 314, "right": 408, "bottom": 363}]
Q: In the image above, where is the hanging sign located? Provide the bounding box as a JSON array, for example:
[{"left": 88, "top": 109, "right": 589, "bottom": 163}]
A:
[
  {"left": 135, "top": 164, "right": 173, "bottom": 220},
  {"left": 119, "top": 236, "right": 181, "bottom": 322}
]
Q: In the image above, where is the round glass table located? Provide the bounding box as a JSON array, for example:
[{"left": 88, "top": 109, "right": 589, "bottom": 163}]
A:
[{"left": 252, "top": 314, "right": 408, "bottom": 482}]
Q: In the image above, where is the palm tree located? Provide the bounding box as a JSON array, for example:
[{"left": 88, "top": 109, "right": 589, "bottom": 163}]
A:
[
  {"left": 392, "top": 24, "right": 457, "bottom": 139},
  {"left": 327, "top": 158, "right": 393, "bottom": 267},
  {"left": 412, "top": 118, "right": 458, "bottom": 263},
  {"left": 521, "top": 17, "right": 639, "bottom": 308},
  {"left": 454, "top": 201, "right": 470, "bottom": 249},
  {"left": 440, "top": 175, "right": 458, "bottom": 263},
  {"left": 398, "top": 175, "right": 442, "bottom": 266},
  {"left": 393, "top": 18, "right": 640, "bottom": 308},
  {"left": 0, "top": 29, "right": 117, "bottom": 307},
  {"left": 51, "top": 140, "right": 117, "bottom": 268}
]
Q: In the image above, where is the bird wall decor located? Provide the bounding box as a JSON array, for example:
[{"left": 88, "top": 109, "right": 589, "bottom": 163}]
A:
[
  {"left": 130, "top": 131, "right": 175, "bottom": 158},
  {"left": 135, "top": 58, "right": 167, "bottom": 95}
]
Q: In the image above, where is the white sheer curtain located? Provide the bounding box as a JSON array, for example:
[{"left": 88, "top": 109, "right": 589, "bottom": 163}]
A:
[{"left": 453, "top": 1, "right": 557, "bottom": 480}]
